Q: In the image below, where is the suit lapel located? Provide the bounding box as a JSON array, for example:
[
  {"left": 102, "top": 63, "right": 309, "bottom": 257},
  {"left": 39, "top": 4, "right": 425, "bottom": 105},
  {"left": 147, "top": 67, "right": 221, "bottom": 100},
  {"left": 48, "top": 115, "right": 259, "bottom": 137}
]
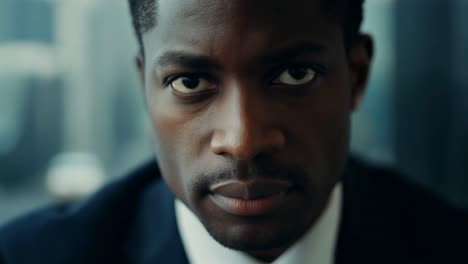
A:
[{"left": 122, "top": 162, "right": 189, "bottom": 264}]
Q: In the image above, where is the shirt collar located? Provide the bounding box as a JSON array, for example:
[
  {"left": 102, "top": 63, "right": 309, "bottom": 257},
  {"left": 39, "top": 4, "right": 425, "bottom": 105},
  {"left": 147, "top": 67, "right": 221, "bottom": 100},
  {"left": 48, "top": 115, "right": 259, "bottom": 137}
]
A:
[{"left": 175, "top": 183, "right": 342, "bottom": 264}]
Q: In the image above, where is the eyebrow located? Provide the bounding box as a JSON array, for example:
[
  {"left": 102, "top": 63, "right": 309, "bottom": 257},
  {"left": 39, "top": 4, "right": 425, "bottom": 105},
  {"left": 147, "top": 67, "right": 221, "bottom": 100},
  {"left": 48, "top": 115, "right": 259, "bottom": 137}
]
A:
[
  {"left": 155, "top": 51, "right": 222, "bottom": 71},
  {"left": 259, "top": 42, "right": 325, "bottom": 65},
  {"left": 154, "top": 42, "right": 325, "bottom": 70}
]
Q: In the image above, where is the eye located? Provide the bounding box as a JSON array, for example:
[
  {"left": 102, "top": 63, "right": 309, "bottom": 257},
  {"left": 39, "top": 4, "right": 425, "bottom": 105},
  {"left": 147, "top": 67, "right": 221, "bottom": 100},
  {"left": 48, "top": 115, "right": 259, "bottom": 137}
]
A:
[
  {"left": 169, "top": 75, "right": 217, "bottom": 95},
  {"left": 272, "top": 67, "right": 317, "bottom": 86}
]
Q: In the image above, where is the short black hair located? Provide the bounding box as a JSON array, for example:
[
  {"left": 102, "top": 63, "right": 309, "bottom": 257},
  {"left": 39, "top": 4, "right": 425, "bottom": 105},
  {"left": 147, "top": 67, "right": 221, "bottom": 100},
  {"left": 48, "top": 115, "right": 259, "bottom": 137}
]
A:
[
  {"left": 128, "top": 0, "right": 365, "bottom": 55},
  {"left": 323, "top": 0, "right": 365, "bottom": 49},
  {"left": 128, "top": 0, "right": 158, "bottom": 54}
]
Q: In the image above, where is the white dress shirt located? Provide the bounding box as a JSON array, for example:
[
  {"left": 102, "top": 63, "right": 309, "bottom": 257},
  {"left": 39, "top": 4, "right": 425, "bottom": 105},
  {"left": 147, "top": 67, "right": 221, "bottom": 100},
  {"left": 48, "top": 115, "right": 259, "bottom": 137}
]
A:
[{"left": 175, "top": 183, "right": 342, "bottom": 264}]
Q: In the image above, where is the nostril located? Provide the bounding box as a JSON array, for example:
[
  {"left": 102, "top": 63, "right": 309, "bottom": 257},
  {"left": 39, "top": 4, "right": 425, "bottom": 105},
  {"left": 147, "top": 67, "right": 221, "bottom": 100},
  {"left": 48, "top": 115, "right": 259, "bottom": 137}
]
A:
[
  {"left": 268, "top": 129, "right": 286, "bottom": 150},
  {"left": 210, "top": 129, "right": 228, "bottom": 155},
  {"left": 210, "top": 127, "right": 286, "bottom": 160}
]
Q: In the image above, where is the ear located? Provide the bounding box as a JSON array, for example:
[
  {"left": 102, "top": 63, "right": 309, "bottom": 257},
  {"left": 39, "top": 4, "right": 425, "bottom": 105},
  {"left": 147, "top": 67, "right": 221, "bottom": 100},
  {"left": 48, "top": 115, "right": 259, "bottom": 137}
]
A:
[
  {"left": 136, "top": 53, "right": 146, "bottom": 90},
  {"left": 349, "top": 34, "right": 374, "bottom": 111}
]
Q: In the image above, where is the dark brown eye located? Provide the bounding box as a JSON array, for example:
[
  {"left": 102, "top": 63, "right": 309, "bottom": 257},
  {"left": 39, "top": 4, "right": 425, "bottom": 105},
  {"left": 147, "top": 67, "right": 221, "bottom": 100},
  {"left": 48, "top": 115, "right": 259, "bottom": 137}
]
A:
[
  {"left": 170, "top": 76, "right": 217, "bottom": 94},
  {"left": 181, "top": 78, "right": 200, "bottom": 89},
  {"left": 273, "top": 67, "right": 316, "bottom": 85}
]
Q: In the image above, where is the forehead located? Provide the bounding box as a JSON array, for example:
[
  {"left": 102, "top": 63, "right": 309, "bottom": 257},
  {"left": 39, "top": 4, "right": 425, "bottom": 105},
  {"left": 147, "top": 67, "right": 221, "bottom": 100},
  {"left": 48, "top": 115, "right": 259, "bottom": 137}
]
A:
[
  {"left": 143, "top": 0, "right": 343, "bottom": 65},
  {"left": 157, "top": 0, "right": 328, "bottom": 27}
]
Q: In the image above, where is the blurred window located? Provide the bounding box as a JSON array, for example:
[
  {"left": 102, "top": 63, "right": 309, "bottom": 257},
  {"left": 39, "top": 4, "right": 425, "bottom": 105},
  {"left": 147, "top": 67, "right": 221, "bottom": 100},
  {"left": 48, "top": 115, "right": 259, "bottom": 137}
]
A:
[{"left": 0, "top": 0, "right": 54, "bottom": 43}]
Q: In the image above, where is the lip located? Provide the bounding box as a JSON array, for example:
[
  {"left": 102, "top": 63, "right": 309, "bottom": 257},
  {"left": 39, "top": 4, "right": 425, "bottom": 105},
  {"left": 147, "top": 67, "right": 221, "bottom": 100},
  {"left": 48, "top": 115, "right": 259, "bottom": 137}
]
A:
[
  {"left": 209, "top": 179, "right": 292, "bottom": 199},
  {"left": 208, "top": 179, "right": 292, "bottom": 216}
]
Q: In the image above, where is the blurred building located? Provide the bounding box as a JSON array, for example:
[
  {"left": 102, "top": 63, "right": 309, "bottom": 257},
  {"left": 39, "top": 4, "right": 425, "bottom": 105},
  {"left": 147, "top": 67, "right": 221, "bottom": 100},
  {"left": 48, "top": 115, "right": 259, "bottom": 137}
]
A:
[
  {"left": 0, "top": 0, "right": 152, "bottom": 223},
  {"left": 393, "top": 0, "right": 468, "bottom": 207}
]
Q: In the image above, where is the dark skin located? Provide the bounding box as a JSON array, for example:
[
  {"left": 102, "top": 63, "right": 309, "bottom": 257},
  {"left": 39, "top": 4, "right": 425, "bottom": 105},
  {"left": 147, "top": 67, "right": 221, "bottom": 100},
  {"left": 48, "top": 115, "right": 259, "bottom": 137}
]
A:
[{"left": 136, "top": 0, "right": 373, "bottom": 261}]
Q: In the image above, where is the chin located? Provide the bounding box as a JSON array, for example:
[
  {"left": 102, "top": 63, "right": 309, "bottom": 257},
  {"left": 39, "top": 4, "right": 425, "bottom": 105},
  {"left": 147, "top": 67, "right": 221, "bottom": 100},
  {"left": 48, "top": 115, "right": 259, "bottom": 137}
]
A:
[{"left": 203, "top": 216, "right": 309, "bottom": 252}]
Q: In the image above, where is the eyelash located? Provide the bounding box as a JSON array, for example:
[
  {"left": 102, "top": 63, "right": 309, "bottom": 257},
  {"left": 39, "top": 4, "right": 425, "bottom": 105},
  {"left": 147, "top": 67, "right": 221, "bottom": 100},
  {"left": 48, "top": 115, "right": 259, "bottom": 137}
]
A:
[
  {"left": 162, "top": 72, "right": 216, "bottom": 88},
  {"left": 268, "top": 63, "right": 328, "bottom": 84}
]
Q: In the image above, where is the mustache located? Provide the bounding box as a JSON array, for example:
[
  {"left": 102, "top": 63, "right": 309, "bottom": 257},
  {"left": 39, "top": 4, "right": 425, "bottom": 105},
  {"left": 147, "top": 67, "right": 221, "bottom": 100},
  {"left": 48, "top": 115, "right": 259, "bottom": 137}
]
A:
[{"left": 190, "top": 158, "right": 308, "bottom": 194}]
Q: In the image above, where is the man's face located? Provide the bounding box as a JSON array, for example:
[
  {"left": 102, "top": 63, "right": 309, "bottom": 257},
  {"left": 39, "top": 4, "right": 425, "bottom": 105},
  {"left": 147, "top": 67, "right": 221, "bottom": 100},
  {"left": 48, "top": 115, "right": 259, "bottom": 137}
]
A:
[{"left": 138, "top": 0, "right": 370, "bottom": 258}]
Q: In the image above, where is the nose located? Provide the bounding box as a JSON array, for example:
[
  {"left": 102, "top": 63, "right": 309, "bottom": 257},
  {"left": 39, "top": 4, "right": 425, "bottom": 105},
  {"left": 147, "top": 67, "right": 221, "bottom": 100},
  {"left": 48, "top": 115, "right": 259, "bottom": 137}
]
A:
[{"left": 210, "top": 83, "right": 285, "bottom": 160}]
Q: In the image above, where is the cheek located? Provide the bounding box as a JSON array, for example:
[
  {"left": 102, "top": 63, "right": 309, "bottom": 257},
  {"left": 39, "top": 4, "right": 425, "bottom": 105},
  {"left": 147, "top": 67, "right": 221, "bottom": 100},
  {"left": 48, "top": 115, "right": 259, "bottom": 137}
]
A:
[
  {"left": 293, "top": 76, "right": 352, "bottom": 180},
  {"left": 317, "top": 84, "right": 352, "bottom": 178},
  {"left": 145, "top": 88, "right": 191, "bottom": 198},
  {"left": 145, "top": 78, "right": 194, "bottom": 159},
  {"left": 312, "top": 64, "right": 352, "bottom": 145},
  {"left": 149, "top": 111, "right": 185, "bottom": 194},
  {"left": 146, "top": 91, "right": 210, "bottom": 203}
]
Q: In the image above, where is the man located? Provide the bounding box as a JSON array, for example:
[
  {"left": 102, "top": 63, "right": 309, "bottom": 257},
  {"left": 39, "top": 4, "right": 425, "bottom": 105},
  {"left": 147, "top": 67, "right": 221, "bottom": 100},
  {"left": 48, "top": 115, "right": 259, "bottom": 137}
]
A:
[{"left": 1, "top": 0, "right": 467, "bottom": 263}]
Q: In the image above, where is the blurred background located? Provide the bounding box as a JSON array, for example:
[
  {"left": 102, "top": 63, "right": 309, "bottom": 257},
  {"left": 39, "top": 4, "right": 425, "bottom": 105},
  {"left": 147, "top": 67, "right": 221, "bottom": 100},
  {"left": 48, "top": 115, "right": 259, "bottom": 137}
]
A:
[{"left": 0, "top": 0, "right": 467, "bottom": 224}]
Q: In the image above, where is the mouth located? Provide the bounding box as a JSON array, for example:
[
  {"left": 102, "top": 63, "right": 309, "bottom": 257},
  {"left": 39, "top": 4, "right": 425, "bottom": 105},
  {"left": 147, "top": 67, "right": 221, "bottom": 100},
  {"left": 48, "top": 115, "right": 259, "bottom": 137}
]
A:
[{"left": 208, "top": 179, "right": 293, "bottom": 216}]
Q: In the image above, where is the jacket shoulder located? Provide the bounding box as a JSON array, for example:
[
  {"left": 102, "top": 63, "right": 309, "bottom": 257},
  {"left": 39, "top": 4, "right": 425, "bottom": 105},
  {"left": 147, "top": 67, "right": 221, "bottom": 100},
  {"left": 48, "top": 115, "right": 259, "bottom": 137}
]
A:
[
  {"left": 346, "top": 156, "right": 468, "bottom": 221},
  {"left": 0, "top": 160, "right": 163, "bottom": 264},
  {"left": 338, "top": 157, "right": 468, "bottom": 262}
]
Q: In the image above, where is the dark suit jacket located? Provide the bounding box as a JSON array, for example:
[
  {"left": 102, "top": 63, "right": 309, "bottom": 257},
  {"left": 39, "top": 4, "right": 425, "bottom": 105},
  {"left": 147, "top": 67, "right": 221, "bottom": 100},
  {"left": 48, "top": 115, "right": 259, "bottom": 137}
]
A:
[{"left": 1, "top": 157, "right": 467, "bottom": 264}]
